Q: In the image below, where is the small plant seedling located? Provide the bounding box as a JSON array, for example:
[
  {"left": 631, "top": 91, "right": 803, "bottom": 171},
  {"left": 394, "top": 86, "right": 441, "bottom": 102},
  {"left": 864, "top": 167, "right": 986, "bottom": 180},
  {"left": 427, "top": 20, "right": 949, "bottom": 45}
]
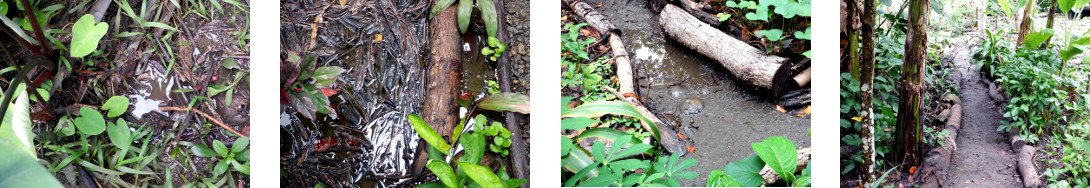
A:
[
  {"left": 70, "top": 14, "right": 109, "bottom": 58},
  {"left": 180, "top": 137, "right": 251, "bottom": 176}
]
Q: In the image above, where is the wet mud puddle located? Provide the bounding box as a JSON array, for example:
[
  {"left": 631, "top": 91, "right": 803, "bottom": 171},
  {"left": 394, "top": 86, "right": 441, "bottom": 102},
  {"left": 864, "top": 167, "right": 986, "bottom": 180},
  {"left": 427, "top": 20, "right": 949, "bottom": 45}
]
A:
[{"left": 587, "top": 0, "right": 810, "bottom": 186}]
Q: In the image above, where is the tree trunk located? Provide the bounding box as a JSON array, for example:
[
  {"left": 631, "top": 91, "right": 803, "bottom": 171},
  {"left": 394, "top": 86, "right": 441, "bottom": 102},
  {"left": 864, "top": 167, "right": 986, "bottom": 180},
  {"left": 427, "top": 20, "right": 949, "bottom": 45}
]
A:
[
  {"left": 893, "top": 0, "right": 929, "bottom": 170},
  {"left": 415, "top": 4, "right": 461, "bottom": 178},
  {"left": 1043, "top": 0, "right": 1057, "bottom": 49},
  {"left": 1017, "top": 0, "right": 1037, "bottom": 47},
  {"left": 859, "top": 0, "right": 877, "bottom": 185},
  {"left": 1010, "top": 131, "right": 1041, "bottom": 187},
  {"left": 847, "top": 0, "right": 861, "bottom": 80},
  {"left": 659, "top": 4, "right": 786, "bottom": 89}
]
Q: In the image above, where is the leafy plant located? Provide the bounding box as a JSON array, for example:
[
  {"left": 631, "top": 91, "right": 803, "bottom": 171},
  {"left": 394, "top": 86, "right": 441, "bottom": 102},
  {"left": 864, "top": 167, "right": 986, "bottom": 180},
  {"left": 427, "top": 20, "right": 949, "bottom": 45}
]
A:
[
  {"left": 0, "top": 139, "right": 64, "bottom": 187},
  {"left": 482, "top": 36, "right": 507, "bottom": 61},
  {"left": 706, "top": 136, "right": 809, "bottom": 187},
  {"left": 721, "top": 0, "right": 810, "bottom": 44},
  {"left": 69, "top": 14, "right": 108, "bottom": 58},
  {"left": 180, "top": 136, "right": 250, "bottom": 177},
  {"left": 409, "top": 114, "right": 529, "bottom": 188},
  {"left": 281, "top": 51, "right": 344, "bottom": 121},
  {"left": 473, "top": 114, "right": 512, "bottom": 156}
]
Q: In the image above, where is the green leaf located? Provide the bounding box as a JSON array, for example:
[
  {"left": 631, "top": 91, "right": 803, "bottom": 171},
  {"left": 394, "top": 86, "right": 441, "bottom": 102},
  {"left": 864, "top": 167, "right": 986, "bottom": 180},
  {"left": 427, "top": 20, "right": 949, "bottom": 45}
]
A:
[
  {"left": 561, "top": 136, "right": 574, "bottom": 157},
  {"left": 310, "top": 66, "right": 344, "bottom": 86},
  {"left": 212, "top": 140, "right": 229, "bottom": 157},
  {"left": 1059, "top": 0, "right": 1077, "bottom": 12},
  {"left": 706, "top": 170, "right": 744, "bottom": 187},
  {"left": 792, "top": 175, "right": 811, "bottom": 187},
  {"left": 1022, "top": 29, "right": 1053, "bottom": 49},
  {"left": 560, "top": 117, "right": 597, "bottom": 130},
  {"left": 476, "top": 93, "right": 530, "bottom": 114},
  {"left": 717, "top": 13, "right": 731, "bottom": 22},
  {"left": 477, "top": 0, "right": 498, "bottom": 37},
  {"left": 179, "top": 141, "right": 217, "bottom": 157},
  {"left": 213, "top": 158, "right": 228, "bottom": 176},
  {"left": 723, "top": 156, "right": 766, "bottom": 187},
  {"left": 408, "top": 114, "right": 452, "bottom": 152},
  {"left": 458, "top": 162, "right": 505, "bottom": 188},
  {"left": 231, "top": 137, "right": 249, "bottom": 153},
  {"left": 755, "top": 29, "right": 784, "bottom": 41},
  {"left": 221, "top": 58, "right": 240, "bottom": 70},
  {"left": 751, "top": 136, "right": 797, "bottom": 183},
  {"left": 75, "top": 107, "right": 105, "bottom": 135},
  {"left": 0, "top": 141, "right": 64, "bottom": 188},
  {"left": 425, "top": 160, "right": 458, "bottom": 188},
  {"left": 744, "top": 6, "right": 769, "bottom": 21},
  {"left": 794, "top": 27, "right": 811, "bottom": 40},
  {"left": 207, "top": 85, "right": 229, "bottom": 96},
  {"left": 107, "top": 119, "right": 131, "bottom": 150},
  {"left": 561, "top": 101, "right": 659, "bottom": 141},
  {"left": 572, "top": 128, "right": 643, "bottom": 146},
  {"left": 0, "top": 89, "right": 32, "bottom": 158},
  {"left": 102, "top": 96, "right": 130, "bottom": 118},
  {"left": 431, "top": 0, "right": 456, "bottom": 17},
  {"left": 998, "top": 0, "right": 1012, "bottom": 16},
  {"left": 70, "top": 14, "right": 109, "bottom": 58},
  {"left": 459, "top": 133, "right": 486, "bottom": 164},
  {"left": 457, "top": 0, "right": 472, "bottom": 34}
]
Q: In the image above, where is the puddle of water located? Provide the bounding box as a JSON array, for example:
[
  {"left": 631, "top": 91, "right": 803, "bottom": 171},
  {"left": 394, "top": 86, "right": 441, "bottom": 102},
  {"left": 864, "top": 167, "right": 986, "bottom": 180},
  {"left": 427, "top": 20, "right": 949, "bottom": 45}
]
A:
[{"left": 586, "top": 0, "right": 811, "bottom": 185}]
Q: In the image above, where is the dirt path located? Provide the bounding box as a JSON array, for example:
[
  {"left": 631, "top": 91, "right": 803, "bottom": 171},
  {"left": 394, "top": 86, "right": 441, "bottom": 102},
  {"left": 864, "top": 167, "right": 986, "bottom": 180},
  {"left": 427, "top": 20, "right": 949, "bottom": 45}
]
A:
[{"left": 945, "top": 44, "right": 1022, "bottom": 187}]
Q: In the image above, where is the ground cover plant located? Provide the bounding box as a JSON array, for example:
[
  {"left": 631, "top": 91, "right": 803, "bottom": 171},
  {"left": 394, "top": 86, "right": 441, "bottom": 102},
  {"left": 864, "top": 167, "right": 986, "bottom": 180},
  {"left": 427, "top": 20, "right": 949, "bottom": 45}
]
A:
[{"left": 0, "top": 0, "right": 250, "bottom": 187}]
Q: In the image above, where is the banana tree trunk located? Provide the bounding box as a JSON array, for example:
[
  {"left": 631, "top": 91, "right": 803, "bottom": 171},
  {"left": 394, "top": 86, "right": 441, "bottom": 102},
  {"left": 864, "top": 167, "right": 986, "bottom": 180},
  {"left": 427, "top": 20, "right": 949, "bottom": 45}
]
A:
[{"left": 893, "top": 0, "right": 929, "bottom": 170}]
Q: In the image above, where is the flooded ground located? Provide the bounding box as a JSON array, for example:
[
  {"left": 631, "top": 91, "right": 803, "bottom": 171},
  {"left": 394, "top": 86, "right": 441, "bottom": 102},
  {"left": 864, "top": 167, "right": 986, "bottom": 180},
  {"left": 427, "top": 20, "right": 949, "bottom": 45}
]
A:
[{"left": 582, "top": 0, "right": 810, "bottom": 186}]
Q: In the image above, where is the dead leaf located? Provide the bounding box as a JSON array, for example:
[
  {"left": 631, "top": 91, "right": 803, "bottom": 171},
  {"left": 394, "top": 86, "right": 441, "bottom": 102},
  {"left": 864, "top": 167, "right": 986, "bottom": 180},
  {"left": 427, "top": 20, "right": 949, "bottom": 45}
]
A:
[
  {"left": 776, "top": 105, "right": 786, "bottom": 113},
  {"left": 374, "top": 34, "right": 384, "bottom": 43},
  {"left": 339, "top": 0, "right": 346, "bottom": 6}
]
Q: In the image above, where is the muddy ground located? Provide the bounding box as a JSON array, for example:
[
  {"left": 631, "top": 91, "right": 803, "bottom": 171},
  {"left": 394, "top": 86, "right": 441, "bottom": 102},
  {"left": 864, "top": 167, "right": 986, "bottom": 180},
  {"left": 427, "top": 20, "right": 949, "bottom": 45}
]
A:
[
  {"left": 1, "top": 0, "right": 250, "bottom": 187},
  {"left": 562, "top": 0, "right": 810, "bottom": 186}
]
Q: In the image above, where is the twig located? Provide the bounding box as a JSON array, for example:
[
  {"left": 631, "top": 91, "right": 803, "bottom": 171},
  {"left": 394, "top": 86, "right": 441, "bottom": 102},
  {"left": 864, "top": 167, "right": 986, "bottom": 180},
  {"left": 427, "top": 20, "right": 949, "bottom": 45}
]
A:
[{"left": 158, "top": 106, "right": 246, "bottom": 137}]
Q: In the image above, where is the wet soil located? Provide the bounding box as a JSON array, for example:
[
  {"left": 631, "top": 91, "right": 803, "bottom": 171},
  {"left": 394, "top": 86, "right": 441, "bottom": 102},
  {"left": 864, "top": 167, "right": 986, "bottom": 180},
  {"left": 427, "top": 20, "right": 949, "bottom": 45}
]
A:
[
  {"left": 945, "top": 34, "right": 1022, "bottom": 188},
  {"left": 578, "top": 0, "right": 810, "bottom": 186}
]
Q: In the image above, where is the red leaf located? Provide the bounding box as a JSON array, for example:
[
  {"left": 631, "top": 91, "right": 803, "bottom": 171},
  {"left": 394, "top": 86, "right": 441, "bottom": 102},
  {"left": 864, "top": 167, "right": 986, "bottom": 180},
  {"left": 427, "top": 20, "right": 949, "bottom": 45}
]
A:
[
  {"left": 319, "top": 88, "right": 338, "bottom": 97},
  {"left": 314, "top": 137, "right": 337, "bottom": 152}
]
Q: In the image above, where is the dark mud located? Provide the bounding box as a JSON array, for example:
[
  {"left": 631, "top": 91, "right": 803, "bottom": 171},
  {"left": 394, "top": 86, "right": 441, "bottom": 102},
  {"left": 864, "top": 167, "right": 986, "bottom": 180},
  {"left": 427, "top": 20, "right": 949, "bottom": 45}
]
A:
[{"left": 576, "top": 0, "right": 810, "bottom": 186}]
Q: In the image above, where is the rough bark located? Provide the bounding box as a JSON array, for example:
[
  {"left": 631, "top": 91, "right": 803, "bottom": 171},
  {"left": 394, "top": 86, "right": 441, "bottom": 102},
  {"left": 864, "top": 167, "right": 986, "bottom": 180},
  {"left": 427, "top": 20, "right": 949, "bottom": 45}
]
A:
[
  {"left": 918, "top": 95, "right": 962, "bottom": 187},
  {"left": 1010, "top": 132, "right": 1041, "bottom": 187},
  {"left": 1018, "top": 0, "right": 1037, "bottom": 47},
  {"left": 675, "top": 0, "right": 722, "bottom": 27},
  {"left": 846, "top": 0, "right": 861, "bottom": 80},
  {"left": 893, "top": 0, "right": 929, "bottom": 169},
  {"left": 759, "top": 147, "right": 812, "bottom": 185},
  {"left": 609, "top": 37, "right": 636, "bottom": 95},
  {"left": 563, "top": 0, "right": 619, "bottom": 36},
  {"left": 1044, "top": 0, "right": 1057, "bottom": 49},
  {"left": 604, "top": 87, "right": 687, "bottom": 155},
  {"left": 659, "top": 4, "right": 786, "bottom": 89},
  {"left": 859, "top": 0, "right": 878, "bottom": 185},
  {"left": 415, "top": 5, "right": 461, "bottom": 178},
  {"left": 493, "top": 0, "right": 529, "bottom": 183}
]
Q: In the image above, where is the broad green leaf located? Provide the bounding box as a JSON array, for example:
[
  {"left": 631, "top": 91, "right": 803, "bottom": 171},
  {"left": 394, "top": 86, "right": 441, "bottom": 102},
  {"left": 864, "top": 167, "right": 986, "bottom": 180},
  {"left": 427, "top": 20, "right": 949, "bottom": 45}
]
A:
[
  {"left": 213, "top": 158, "right": 228, "bottom": 176},
  {"left": 609, "top": 159, "right": 648, "bottom": 171},
  {"left": 232, "top": 137, "right": 249, "bottom": 153},
  {"left": 1059, "top": 0, "right": 1077, "bottom": 12},
  {"left": 744, "top": 6, "right": 769, "bottom": 21},
  {"left": 706, "top": 170, "right": 744, "bottom": 187},
  {"left": 0, "top": 141, "right": 63, "bottom": 188},
  {"left": 207, "top": 85, "right": 229, "bottom": 96},
  {"left": 426, "top": 160, "right": 458, "bottom": 188},
  {"left": 560, "top": 117, "right": 597, "bottom": 130},
  {"left": 562, "top": 147, "right": 595, "bottom": 174},
  {"left": 756, "top": 29, "right": 784, "bottom": 41},
  {"left": 560, "top": 96, "right": 575, "bottom": 114},
  {"left": 751, "top": 136, "right": 797, "bottom": 183},
  {"left": 1022, "top": 29, "right": 1053, "bottom": 49},
  {"left": 102, "top": 96, "right": 130, "bottom": 118},
  {"left": 213, "top": 140, "right": 229, "bottom": 157},
  {"left": 459, "top": 133, "right": 486, "bottom": 164},
  {"left": 70, "top": 14, "right": 109, "bottom": 58},
  {"left": 458, "top": 162, "right": 505, "bottom": 188},
  {"left": 476, "top": 92, "right": 530, "bottom": 114},
  {"left": 107, "top": 119, "right": 131, "bottom": 150},
  {"left": 793, "top": 175, "right": 811, "bottom": 187},
  {"left": 998, "top": 0, "right": 1012, "bottom": 16},
  {"left": 179, "top": 141, "right": 217, "bottom": 157},
  {"left": 221, "top": 58, "right": 240, "bottom": 70},
  {"left": 561, "top": 136, "right": 574, "bottom": 157},
  {"left": 0, "top": 89, "right": 32, "bottom": 157},
  {"left": 408, "top": 114, "right": 452, "bottom": 152},
  {"left": 794, "top": 27, "right": 811, "bottom": 40},
  {"left": 457, "top": 0, "right": 472, "bottom": 33},
  {"left": 310, "top": 66, "right": 344, "bottom": 86},
  {"left": 431, "top": 0, "right": 456, "bottom": 17},
  {"left": 477, "top": 0, "right": 498, "bottom": 37},
  {"left": 724, "top": 156, "right": 766, "bottom": 187},
  {"left": 717, "top": 12, "right": 731, "bottom": 22},
  {"left": 75, "top": 107, "right": 105, "bottom": 135},
  {"left": 561, "top": 101, "right": 659, "bottom": 141},
  {"left": 572, "top": 128, "right": 643, "bottom": 146}
]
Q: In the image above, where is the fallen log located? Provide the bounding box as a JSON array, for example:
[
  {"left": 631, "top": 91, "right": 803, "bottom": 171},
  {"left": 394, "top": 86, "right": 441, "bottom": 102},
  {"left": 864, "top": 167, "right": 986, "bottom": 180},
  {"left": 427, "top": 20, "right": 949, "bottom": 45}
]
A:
[
  {"left": 493, "top": 0, "right": 530, "bottom": 183},
  {"left": 673, "top": 0, "right": 722, "bottom": 27},
  {"left": 566, "top": 0, "right": 687, "bottom": 155},
  {"left": 918, "top": 94, "right": 962, "bottom": 187},
  {"left": 759, "top": 147, "right": 811, "bottom": 185},
  {"left": 414, "top": 4, "right": 461, "bottom": 178},
  {"left": 1010, "top": 130, "right": 1040, "bottom": 187},
  {"left": 659, "top": 4, "right": 787, "bottom": 89}
]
